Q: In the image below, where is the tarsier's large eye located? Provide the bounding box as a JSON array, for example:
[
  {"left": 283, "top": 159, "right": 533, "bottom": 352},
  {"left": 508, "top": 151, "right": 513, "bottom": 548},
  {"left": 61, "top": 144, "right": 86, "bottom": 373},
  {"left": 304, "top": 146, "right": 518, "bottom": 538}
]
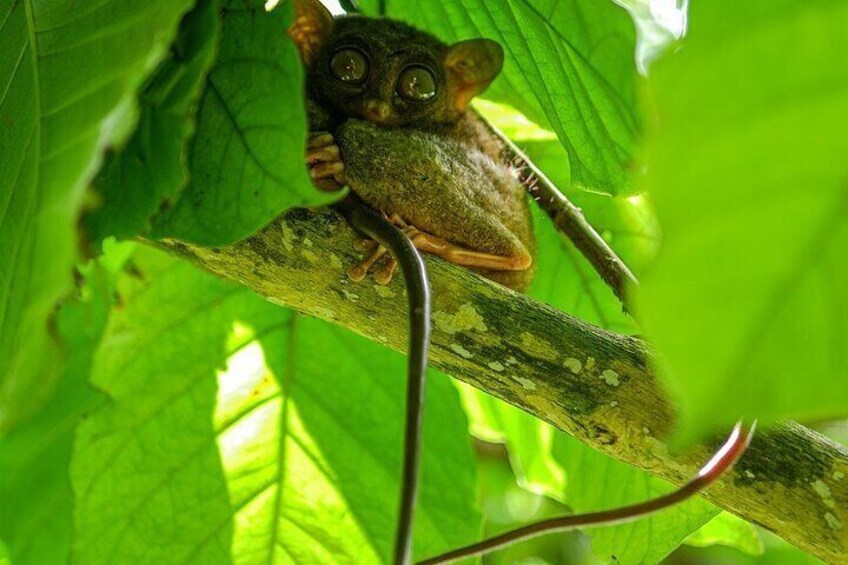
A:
[
  {"left": 330, "top": 48, "right": 369, "bottom": 85},
  {"left": 396, "top": 65, "right": 437, "bottom": 101}
]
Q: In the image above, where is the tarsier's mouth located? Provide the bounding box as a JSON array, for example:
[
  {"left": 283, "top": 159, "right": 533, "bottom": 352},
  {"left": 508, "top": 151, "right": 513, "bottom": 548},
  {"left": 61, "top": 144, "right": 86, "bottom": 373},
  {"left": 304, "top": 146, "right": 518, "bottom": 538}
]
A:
[{"left": 360, "top": 99, "right": 396, "bottom": 125}]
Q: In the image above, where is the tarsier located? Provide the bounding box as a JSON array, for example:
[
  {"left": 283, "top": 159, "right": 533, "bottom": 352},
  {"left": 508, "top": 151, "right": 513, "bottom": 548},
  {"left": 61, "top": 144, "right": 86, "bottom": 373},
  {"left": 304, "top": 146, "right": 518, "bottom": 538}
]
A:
[{"left": 288, "top": 1, "right": 752, "bottom": 564}]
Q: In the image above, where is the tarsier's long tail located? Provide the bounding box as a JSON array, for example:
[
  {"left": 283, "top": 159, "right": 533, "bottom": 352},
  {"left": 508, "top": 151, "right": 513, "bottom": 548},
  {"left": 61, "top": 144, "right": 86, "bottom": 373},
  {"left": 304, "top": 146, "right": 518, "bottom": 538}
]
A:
[
  {"left": 342, "top": 197, "right": 432, "bottom": 565},
  {"left": 417, "top": 421, "right": 755, "bottom": 565}
]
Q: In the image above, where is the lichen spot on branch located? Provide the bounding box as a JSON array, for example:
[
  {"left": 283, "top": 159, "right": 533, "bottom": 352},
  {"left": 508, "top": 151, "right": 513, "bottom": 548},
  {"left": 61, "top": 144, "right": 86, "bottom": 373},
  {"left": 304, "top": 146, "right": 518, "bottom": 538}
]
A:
[{"left": 433, "top": 303, "right": 488, "bottom": 334}]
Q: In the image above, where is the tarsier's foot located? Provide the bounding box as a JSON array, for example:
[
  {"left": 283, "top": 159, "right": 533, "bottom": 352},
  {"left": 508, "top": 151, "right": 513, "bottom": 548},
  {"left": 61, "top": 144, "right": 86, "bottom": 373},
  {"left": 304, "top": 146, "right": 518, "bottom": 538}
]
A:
[
  {"left": 347, "top": 215, "right": 532, "bottom": 285},
  {"left": 347, "top": 244, "right": 387, "bottom": 282},
  {"left": 307, "top": 132, "right": 346, "bottom": 191}
]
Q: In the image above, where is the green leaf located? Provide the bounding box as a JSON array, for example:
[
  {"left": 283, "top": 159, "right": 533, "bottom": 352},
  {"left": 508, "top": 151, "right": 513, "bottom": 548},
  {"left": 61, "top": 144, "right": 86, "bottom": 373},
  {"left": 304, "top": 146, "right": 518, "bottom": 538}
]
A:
[
  {"left": 150, "top": 0, "right": 338, "bottom": 245},
  {"left": 71, "top": 248, "right": 480, "bottom": 564},
  {"left": 685, "top": 512, "right": 763, "bottom": 556},
  {"left": 368, "top": 0, "right": 641, "bottom": 195},
  {"left": 636, "top": 0, "right": 848, "bottom": 442},
  {"left": 0, "top": 0, "right": 195, "bottom": 431},
  {"left": 458, "top": 382, "right": 565, "bottom": 498},
  {"left": 83, "top": 0, "right": 220, "bottom": 245},
  {"left": 551, "top": 434, "right": 719, "bottom": 564},
  {"left": 0, "top": 241, "right": 130, "bottom": 564}
]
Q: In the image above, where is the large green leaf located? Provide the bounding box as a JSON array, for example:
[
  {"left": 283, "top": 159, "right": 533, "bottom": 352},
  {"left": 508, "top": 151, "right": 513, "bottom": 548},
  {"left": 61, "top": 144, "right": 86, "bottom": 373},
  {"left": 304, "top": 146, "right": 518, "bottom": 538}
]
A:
[
  {"left": 365, "top": 0, "right": 640, "bottom": 195},
  {"left": 83, "top": 0, "right": 220, "bottom": 246},
  {"left": 637, "top": 0, "right": 848, "bottom": 443},
  {"left": 71, "top": 248, "right": 480, "bottom": 564},
  {"left": 0, "top": 0, "right": 195, "bottom": 431},
  {"left": 150, "top": 0, "right": 338, "bottom": 245}
]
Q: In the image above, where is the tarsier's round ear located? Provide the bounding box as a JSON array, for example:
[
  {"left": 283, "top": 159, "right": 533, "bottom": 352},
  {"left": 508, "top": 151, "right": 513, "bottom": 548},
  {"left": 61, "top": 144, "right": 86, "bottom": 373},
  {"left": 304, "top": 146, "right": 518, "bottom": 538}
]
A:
[
  {"left": 288, "top": 0, "right": 335, "bottom": 66},
  {"left": 444, "top": 38, "right": 504, "bottom": 110}
]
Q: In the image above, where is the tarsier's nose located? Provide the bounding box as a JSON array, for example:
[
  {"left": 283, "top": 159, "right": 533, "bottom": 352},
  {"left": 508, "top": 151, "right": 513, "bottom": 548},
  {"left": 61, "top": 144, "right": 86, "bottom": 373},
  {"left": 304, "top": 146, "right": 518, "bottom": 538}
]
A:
[{"left": 363, "top": 99, "right": 391, "bottom": 123}]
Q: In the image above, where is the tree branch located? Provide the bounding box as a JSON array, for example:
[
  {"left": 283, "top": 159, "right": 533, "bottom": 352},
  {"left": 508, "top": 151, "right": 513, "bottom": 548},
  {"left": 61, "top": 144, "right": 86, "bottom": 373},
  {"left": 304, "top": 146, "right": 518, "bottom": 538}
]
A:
[{"left": 154, "top": 208, "right": 848, "bottom": 564}]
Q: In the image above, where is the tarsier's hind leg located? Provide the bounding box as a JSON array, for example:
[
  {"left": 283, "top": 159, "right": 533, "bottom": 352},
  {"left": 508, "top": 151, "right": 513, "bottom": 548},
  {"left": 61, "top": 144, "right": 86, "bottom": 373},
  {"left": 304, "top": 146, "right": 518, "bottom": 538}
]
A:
[
  {"left": 405, "top": 228, "right": 532, "bottom": 271},
  {"left": 349, "top": 215, "right": 532, "bottom": 285}
]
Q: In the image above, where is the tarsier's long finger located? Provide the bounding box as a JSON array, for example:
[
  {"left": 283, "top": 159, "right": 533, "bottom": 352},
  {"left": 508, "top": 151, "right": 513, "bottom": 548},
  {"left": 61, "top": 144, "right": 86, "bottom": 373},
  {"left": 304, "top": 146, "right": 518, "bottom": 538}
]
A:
[
  {"left": 313, "top": 177, "right": 344, "bottom": 192},
  {"left": 307, "top": 132, "right": 334, "bottom": 148},
  {"left": 310, "top": 161, "right": 344, "bottom": 181},
  {"left": 307, "top": 144, "right": 340, "bottom": 164}
]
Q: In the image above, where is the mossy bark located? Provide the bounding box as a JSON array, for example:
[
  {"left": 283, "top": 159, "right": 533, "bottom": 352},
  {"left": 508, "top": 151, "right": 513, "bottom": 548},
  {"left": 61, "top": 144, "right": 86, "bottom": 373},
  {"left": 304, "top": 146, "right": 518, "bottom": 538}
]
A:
[{"left": 155, "top": 207, "right": 848, "bottom": 564}]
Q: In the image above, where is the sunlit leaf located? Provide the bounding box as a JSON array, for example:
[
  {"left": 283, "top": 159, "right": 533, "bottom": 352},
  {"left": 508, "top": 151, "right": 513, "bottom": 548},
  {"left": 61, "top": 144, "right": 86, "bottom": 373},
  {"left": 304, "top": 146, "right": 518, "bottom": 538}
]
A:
[
  {"left": 685, "top": 512, "right": 763, "bottom": 556},
  {"left": 71, "top": 248, "right": 480, "bottom": 564}
]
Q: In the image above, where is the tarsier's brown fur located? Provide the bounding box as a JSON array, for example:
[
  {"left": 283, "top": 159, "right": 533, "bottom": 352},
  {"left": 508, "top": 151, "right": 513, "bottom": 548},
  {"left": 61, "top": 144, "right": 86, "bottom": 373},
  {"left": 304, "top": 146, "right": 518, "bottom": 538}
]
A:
[{"left": 290, "top": 0, "right": 536, "bottom": 291}]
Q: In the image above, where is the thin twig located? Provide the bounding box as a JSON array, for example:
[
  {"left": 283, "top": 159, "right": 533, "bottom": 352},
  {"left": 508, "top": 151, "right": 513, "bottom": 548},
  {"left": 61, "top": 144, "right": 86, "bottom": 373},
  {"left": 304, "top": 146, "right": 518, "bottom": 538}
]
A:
[{"left": 482, "top": 118, "right": 639, "bottom": 304}]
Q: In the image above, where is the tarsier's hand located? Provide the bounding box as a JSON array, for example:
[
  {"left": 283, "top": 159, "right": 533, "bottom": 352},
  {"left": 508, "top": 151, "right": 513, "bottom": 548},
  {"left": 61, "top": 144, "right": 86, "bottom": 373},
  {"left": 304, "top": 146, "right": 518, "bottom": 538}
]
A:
[{"left": 307, "top": 132, "right": 346, "bottom": 191}]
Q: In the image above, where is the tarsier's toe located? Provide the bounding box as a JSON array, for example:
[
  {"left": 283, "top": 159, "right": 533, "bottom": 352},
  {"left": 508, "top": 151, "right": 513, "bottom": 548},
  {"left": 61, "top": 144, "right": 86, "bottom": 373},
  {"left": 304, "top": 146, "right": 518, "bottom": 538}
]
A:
[
  {"left": 374, "top": 259, "right": 398, "bottom": 285},
  {"left": 347, "top": 243, "right": 390, "bottom": 283},
  {"left": 355, "top": 238, "right": 379, "bottom": 251}
]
